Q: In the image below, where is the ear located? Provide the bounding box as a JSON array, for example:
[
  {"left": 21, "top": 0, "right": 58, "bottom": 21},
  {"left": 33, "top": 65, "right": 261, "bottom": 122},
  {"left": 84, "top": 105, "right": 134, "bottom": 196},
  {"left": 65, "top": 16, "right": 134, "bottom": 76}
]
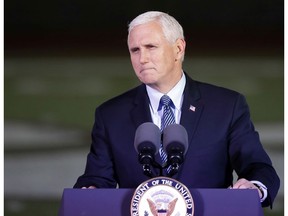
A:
[{"left": 174, "top": 38, "right": 186, "bottom": 61}]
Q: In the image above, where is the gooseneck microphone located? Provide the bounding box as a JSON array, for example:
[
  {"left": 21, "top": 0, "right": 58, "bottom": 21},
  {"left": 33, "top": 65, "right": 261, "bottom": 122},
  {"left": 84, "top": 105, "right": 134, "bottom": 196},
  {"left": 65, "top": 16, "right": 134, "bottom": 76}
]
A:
[
  {"left": 162, "top": 124, "right": 188, "bottom": 177},
  {"left": 134, "top": 122, "right": 161, "bottom": 178}
]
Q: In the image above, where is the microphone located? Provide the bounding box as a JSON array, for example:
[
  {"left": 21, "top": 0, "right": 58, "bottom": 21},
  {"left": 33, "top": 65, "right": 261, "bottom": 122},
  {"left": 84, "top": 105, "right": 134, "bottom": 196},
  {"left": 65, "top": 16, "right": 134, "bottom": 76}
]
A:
[
  {"left": 134, "top": 122, "right": 161, "bottom": 177},
  {"left": 162, "top": 124, "right": 188, "bottom": 177}
]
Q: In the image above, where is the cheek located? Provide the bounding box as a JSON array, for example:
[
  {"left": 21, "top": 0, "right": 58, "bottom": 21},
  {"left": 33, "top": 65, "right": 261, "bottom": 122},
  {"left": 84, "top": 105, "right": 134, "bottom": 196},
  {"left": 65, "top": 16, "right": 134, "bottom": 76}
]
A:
[
  {"left": 130, "top": 59, "right": 142, "bottom": 79},
  {"left": 130, "top": 57, "right": 138, "bottom": 69},
  {"left": 162, "top": 52, "right": 176, "bottom": 68},
  {"left": 152, "top": 50, "right": 171, "bottom": 65},
  {"left": 131, "top": 62, "right": 140, "bottom": 75}
]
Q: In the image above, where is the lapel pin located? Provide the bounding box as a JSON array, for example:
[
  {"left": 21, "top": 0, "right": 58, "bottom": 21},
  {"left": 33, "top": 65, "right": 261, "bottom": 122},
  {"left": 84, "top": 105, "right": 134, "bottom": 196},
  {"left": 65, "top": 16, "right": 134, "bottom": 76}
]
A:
[{"left": 189, "top": 105, "right": 196, "bottom": 112}]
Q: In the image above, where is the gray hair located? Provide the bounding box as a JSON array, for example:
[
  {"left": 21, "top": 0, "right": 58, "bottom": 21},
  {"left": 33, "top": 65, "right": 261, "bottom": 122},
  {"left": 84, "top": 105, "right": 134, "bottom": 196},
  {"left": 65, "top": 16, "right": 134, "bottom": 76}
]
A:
[{"left": 128, "top": 11, "right": 185, "bottom": 44}]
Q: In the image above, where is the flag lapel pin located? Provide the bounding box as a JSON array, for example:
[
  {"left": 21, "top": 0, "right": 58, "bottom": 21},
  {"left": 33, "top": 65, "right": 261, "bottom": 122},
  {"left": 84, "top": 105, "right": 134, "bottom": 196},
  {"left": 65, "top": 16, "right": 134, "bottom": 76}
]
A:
[{"left": 189, "top": 105, "right": 196, "bottom": 112}]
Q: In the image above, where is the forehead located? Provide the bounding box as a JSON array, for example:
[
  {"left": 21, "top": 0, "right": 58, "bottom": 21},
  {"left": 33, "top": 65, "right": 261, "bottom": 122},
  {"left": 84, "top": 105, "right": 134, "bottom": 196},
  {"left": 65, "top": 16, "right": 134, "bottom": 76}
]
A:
[{"left": 128, "top": 22, "right": 166, "bottom": 45}]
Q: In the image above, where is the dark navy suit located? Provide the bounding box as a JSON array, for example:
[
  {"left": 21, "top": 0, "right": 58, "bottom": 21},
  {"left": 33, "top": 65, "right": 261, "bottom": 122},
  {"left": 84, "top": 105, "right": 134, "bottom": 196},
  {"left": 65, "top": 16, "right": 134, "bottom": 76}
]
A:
[{"left": 74, "top": 73, "right": 280, "bottom": 207}]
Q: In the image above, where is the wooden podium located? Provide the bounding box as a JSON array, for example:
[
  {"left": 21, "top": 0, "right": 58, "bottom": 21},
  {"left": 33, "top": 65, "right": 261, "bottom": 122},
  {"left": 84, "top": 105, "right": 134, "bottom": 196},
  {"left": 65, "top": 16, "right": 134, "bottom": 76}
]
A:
[{"left": 59, "top": 188, "right": 263, "bottom": 216}]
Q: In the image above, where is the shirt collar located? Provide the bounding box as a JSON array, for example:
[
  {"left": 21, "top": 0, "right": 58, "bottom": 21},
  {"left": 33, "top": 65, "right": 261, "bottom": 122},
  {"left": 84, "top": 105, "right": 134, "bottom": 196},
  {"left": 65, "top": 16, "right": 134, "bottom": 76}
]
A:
[{"left": 146, "top": 73, "right": 186, "bottom": 114}]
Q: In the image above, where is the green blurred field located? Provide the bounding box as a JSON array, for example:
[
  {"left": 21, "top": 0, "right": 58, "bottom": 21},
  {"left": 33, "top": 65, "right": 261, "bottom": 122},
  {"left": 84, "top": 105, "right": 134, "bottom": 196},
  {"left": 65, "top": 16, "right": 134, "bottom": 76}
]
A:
[
  {"left": 4, "top": 54, "right": 284, "bottom": 216},
  {"left": 4, "top": 55, "right": 284, "bottom": 128}
]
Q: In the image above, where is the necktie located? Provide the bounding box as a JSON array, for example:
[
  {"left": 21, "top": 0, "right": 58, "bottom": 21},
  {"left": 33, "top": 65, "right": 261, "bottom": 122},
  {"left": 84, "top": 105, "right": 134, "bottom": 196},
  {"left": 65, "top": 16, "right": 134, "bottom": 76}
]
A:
[{"left": 158, "top": 95, "right": 176, "bottom": 165}]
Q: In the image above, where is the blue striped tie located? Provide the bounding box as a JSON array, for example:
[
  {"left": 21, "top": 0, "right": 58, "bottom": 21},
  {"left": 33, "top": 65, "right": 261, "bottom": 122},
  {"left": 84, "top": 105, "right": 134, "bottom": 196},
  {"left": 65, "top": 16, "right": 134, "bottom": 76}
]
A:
[{"left": 158, "top": 95, "right": 176, "bottom": 165}]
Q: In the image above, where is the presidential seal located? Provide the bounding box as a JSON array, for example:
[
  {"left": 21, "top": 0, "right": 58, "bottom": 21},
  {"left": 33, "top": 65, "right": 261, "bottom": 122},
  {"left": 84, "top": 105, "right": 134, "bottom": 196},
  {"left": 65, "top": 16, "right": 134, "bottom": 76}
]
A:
[{"left": 130, "top": 177, "right": 194, "bottom": 216}]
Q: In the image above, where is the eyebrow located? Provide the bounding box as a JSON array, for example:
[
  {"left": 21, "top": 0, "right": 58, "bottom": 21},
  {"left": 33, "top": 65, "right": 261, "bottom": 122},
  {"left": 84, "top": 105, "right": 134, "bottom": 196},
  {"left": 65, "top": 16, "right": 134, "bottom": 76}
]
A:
[{"left": 129, "top": 42, "right": 159, "bottom": 51}]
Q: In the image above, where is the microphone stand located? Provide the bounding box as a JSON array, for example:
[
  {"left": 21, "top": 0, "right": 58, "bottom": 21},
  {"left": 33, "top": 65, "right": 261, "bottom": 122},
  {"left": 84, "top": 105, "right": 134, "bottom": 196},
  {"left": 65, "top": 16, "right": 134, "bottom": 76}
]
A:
[
  {"left": 139, "top": 152, "right": 164, "bottom": 178},
  {"left": 139, "top": 153, "right": 184, "bottom": 178},
  {"left": 139, "top": 152, "right": 168, "bottom": 177},
  {"left": 166, "top": 152, "right": 184, "bottom": 177},
  {"left": 152, "top": 161, "right": 164, "bottom": 177},
  {"left": 167, "top": 163, "right": 180, "bottom": 177}
]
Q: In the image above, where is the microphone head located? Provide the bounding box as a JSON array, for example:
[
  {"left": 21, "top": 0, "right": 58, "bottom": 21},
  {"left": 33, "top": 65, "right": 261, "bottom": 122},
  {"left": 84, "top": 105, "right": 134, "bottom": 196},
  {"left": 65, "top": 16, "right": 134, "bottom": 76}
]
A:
[
  {"left": 134, "top": 122, "right": 161, "bottom": 155},
  {"left": 162, "top": 124, "right": 188, "bottom": 156}
]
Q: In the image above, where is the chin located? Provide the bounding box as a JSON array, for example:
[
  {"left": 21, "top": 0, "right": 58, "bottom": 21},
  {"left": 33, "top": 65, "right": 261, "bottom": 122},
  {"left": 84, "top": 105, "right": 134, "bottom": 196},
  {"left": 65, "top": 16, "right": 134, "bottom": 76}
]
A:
[
  {"left": 140, "top": 78, "right": 157, "bottom": 85},
  {"left": 138, "top": 74, "right": 155, "bottom": 83}
]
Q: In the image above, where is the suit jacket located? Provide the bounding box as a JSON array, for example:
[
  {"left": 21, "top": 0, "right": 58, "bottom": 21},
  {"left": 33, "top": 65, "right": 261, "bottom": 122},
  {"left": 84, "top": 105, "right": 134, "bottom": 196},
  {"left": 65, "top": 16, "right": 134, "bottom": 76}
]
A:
[{"left": 74, "top": 73, "right": 280, "bottom": 207}]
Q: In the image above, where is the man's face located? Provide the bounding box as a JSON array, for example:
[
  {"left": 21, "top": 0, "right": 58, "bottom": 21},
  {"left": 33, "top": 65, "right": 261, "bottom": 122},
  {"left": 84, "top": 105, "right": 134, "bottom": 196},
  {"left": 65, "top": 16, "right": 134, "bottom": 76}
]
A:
[{"left": 128, "top": 21, "right": 183, "bottom": 92}]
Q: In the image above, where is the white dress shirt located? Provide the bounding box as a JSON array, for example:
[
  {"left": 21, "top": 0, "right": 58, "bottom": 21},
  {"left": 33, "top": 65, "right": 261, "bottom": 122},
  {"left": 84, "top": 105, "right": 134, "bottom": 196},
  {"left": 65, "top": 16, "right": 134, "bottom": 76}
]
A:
[{"left": 146, "top": 73, "right": 186, "bottom": 129}]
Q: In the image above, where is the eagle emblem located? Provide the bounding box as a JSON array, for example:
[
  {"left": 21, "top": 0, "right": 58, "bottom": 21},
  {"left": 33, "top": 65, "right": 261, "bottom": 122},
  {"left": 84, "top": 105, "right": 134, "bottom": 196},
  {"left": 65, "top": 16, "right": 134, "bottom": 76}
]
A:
[
  {"left": 130, "top": 177, "right": 194, "bottom": 216},
  {"left": 147, "top": 197, "right": 178, "bottom": 216}
]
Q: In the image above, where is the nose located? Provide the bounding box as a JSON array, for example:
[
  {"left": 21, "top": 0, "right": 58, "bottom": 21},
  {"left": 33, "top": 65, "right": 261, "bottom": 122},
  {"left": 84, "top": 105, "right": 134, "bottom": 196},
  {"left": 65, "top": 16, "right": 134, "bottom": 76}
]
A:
[{"left": 139, "top": 50, "right": 149, "bottom": 64}]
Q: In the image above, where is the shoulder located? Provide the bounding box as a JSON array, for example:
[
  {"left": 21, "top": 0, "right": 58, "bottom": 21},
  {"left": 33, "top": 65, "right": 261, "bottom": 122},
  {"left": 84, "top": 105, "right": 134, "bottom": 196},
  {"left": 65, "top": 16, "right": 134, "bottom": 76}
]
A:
[
  {"left": 197, "top": 81, "right": 241, "bottom": 97},
  {"left": 186, "top": 74, "right": 242, "bottom": 98},
  {"left": 97, "top": 84, "right": 146, "bottom": 110},
  {"left": 184, "top": 74, "right": 247, "bottom": 110}
]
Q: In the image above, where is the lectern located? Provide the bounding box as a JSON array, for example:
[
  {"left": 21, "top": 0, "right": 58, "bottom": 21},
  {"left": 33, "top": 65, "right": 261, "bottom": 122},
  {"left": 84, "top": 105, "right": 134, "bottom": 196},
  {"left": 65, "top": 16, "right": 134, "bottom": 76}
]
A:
[{"left": 59, "top": 188, "right": 263, "bottom": 216}]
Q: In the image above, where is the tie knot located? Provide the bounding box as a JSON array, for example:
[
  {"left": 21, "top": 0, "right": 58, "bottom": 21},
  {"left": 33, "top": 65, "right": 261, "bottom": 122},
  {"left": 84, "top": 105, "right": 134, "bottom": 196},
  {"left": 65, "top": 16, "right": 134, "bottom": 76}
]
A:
[
  {"left": 161, "top": 95, "right": 172, "bottom": 105},
  {"left": 158, "top": 95, "right": 175, "bottom": 110}
]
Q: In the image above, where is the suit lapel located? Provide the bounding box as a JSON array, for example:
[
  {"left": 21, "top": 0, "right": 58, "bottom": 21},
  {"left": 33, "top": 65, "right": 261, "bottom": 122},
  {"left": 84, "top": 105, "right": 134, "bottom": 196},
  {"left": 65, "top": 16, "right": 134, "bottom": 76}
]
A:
[
  {"left": 130, "top": 84, "right": 153, "bottom": 128},
  {"left": 130, "top": 85, "right": 162, "bottom": 175},
  {"left": 180, "top": 75, "right": 204, "bottom": 146}
]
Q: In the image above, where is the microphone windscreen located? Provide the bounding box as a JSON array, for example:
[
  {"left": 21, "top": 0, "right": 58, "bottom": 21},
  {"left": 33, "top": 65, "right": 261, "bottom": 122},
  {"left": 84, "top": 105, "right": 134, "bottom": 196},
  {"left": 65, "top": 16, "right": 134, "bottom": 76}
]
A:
[
  {"left": 134, "top": 122, "right": 161, "bottom": 155},
  {"left": 163, "top": 124, "right": 188, "bottom": 155}
]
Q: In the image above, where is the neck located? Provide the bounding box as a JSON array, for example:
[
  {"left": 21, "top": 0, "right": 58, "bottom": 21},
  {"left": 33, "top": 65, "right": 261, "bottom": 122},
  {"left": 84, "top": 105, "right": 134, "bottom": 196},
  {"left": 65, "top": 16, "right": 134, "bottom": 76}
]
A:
[{"left": 151, "top": 71, "right": 183, "bottom": 94}]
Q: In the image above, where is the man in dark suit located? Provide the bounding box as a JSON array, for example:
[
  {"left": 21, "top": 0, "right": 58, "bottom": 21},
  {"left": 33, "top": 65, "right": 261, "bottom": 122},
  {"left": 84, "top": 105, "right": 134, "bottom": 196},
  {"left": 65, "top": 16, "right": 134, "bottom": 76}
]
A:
[{"left": 74, "top": 11, "right": 279, "bottom": 207}]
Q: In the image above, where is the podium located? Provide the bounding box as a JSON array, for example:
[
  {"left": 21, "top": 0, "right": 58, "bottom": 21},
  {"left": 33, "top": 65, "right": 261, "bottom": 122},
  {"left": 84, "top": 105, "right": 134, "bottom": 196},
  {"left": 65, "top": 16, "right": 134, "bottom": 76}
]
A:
[{"left": 59, "top": 188, "right": 263, "bottom": 216}]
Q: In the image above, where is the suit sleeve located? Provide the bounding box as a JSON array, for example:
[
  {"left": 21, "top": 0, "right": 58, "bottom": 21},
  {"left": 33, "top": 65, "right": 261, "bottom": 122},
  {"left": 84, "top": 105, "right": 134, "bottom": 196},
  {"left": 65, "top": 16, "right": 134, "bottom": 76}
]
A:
[
  {"left": 74, "top": 106, "right": 118, "bottom": 188},
  {"left": 228, "top": 94, "right": 280, "bottom": 207}
]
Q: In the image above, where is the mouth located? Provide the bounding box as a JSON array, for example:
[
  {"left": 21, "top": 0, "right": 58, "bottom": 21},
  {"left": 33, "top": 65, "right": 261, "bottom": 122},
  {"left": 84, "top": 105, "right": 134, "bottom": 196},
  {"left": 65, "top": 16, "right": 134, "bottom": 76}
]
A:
[{"left": 140, "top": 68, "right": 155, "bottom": 73}]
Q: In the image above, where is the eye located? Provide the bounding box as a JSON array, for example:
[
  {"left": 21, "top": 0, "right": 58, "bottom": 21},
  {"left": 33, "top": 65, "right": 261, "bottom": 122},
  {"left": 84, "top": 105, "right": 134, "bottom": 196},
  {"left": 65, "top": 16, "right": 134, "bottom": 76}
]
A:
[
  {"left": 146, "top": 44, "right": 157, "bottom": 49},
  {"left": 130, "top": 47, "right": 139, "bottom": 53}
]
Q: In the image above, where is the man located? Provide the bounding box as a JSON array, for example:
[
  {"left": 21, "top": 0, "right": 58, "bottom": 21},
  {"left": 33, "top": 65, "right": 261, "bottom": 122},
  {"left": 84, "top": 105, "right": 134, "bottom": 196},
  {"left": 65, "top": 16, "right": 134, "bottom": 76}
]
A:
[{"left": 74, "top": 11, "right": 280, "bottom": 207}]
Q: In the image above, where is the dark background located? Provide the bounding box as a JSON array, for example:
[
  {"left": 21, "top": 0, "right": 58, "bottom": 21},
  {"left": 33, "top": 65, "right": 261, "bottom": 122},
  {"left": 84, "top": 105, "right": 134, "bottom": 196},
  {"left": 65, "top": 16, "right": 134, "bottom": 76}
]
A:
[{"left": 5, "top": 0, "right": 284, "bottom": 56}]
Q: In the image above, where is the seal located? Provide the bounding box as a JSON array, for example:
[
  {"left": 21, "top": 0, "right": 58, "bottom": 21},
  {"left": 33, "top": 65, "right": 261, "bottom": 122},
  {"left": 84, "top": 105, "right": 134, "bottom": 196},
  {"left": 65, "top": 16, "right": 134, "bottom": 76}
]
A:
[{"left": 130, "top": 177, "right": 194, "bottom": 216}]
